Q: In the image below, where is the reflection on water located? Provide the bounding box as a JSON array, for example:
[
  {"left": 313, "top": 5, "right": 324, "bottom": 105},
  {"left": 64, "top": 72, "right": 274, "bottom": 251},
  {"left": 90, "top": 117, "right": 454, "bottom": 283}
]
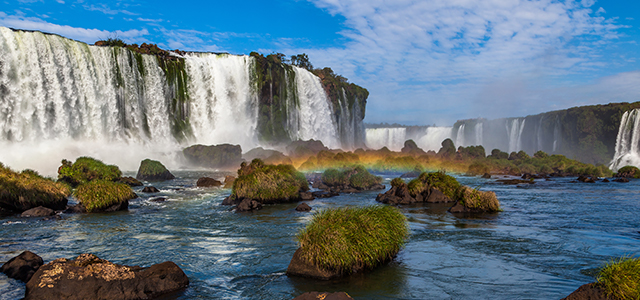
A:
[{"left": 1, "top": 172, "right": 639, "bottom": 299}]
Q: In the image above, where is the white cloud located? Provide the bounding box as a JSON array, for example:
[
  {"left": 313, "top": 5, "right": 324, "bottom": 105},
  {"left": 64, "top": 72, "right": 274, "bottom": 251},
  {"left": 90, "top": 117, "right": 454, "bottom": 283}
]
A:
[
  {"left": 137, "top": 17, "right": 163, "bottom": 23},
  {"left": 292, "top": 0, "right": 633, "bottom": 125},
  {"left": 83, "top": 4, "right": 136, "bottom": 16},
  {"left": 0, "top": 14, "right": 148, "bottom": 44}
]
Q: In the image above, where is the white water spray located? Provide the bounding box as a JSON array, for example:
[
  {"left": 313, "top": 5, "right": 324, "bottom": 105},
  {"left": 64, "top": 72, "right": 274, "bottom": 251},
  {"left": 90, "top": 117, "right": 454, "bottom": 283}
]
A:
[{"left": 609, "top": 109, "right": 640, "bottom": 171}]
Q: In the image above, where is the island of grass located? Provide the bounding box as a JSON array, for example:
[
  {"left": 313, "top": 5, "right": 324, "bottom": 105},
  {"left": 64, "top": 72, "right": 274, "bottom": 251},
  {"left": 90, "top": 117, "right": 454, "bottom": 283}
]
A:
[
  {"left": 318, "top": 165, "right": 384, "bottom": 193},
  {"left": 287, "top": 205, "right": 408, "bottom": 280},
  {"left": 614, "top": 166, "right": 640, "bottom": 178},
  {"left": 0, "top": 163, "right": 70, "bottom": 212},
  {"left": 377, "top": 171, "right": 501, "bottom": 213},
  {"left": 58, "top": 157, "right": 122, "bottom": 187},
  {"left": 74, "top": 180, "right": 137, "bottom": 213},
  {"left": 222, "top": 159, "right": 309, "bottom": 211},
  {"left": 564, "top": 256, "right": 640, "bottom": 300},
  {"left": 136, "top": 159, "right": 175, "bottom": 181}
]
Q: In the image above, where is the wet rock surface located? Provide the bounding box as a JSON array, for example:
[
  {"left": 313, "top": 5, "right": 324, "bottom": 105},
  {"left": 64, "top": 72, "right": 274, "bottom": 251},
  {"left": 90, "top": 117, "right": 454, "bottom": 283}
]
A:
[{"left": 1, "top": 251, "right": 43, "bottom": 283}]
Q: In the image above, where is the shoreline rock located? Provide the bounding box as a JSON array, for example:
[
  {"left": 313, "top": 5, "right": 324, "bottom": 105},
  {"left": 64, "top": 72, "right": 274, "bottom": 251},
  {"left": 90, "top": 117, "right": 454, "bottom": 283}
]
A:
[
  {"left": 25, "top": 253, "right": 189, "bottom": 300},
  {"left": 196, "top": 177, "right": 222, "bottom": 187},
  {"left": 0, "top": 251, "right": 43, "bottom": 283},
  {"left": 561, "top": 283, "right": 608, "bottom": 300}
]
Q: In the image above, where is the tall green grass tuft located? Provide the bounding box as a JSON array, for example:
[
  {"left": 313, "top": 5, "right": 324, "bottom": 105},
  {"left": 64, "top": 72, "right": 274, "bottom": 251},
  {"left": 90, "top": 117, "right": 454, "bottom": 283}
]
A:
[
  {"left": 297, "top": 206, "right": 409, "bottom": 274},
  {"left": 0, "top": 163, "right": 70, "bottom": 211},
  {"left": 414, "top": 171, "right": 461, "bottom": 198},
  {"left": 58, "top": 157, "right": 121, "bottom": 187},
  {"left": 75, "top": 180, "right": 137, "bottom": 213},
  {"left": 232, "top": 159, "right": 308, "bottom": 203},
  {"left": 597, "top": 256, "right": 640, "bottom": 300},
  {"left": 456, "top": 186, "right": 502, "bottom": 212}
]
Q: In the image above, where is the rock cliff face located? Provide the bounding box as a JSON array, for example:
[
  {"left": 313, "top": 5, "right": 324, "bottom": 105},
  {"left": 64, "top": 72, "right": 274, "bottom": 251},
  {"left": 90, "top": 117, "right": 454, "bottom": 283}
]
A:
[
  {"left": 0, "top": 27, "right": 368, "bottom": 159},
  {"left": 452, "top": 102, "right": 640, "bottom": 165}
]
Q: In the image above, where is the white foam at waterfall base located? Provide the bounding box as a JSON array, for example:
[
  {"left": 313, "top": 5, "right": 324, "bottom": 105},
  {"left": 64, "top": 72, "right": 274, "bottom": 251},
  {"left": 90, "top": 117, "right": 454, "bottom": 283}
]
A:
[
  {"left": 609, "top": 109, "right": 640, "bottom": 171},
  {"left": 365, "top": 128, "right": 407, "bottom": 151},
  {"left": 416, "top": 127, "right": 452, "bottom": 151}
]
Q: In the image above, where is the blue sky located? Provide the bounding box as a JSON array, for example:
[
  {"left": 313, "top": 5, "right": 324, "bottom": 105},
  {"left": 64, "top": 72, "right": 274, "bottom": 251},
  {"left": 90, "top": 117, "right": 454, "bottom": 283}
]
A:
[{"left": 1, "top": 0, "right": 639, "bottom": 126}]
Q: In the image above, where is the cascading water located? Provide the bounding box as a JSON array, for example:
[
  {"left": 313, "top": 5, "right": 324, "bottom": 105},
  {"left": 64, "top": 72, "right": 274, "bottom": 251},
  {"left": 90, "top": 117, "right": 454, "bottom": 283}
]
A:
[
  {"left": 365, "top": 128, "right": 407, "bottom": 151},
  {"left": 474, "top": 123, "right": 483, "bottom": 146},
  {"left": 609, "top": 109, "right": 640, "bottom": 171},
  {"left": 0, "top": 27, "right": 348, "bottom": 174},
  {"left": 455, "top": 124, "right": 466, "bottom": 147},
  {"left": 416, "top": 127, "right": 452, "bottom": 151},
  {"left": 506, "top": 119, "right": 526, "bottom": 153}
]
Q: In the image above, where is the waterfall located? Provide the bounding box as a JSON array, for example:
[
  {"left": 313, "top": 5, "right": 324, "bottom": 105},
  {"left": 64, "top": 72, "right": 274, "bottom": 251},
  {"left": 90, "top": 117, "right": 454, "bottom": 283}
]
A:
[
  {"left": 455, "top": 124, "right": 466, "bottom": 147},
  {"left": 609, "top": 109, "right": 640, "bottom": 171},
  {"left": 416, "top": 127, "right": 452, "bottom": 151},
  {"left": 365, "top": 128, "right": 407, "bottom": 151},
  {"left": 475, "top": 123, "right": 483, "bottom": 146},
  {"left": 506, "top": 119, "right": 526, "bottom": 153},
  {"left": 0, "top": 27, "right": 348, "bottom": 174},
  {"left": 291, "top": 66, "right": 340, "bottom": 149}
]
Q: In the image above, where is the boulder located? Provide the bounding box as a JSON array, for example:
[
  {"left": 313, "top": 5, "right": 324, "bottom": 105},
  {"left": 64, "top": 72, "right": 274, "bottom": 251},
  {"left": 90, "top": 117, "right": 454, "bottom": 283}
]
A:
[
  {"left": 136, "top": 159, "right": 175, "bottom": 182},
  {"left": 118, "top": 176, "right": 143, "bottom": 187},
  {"left": 311, "top": 191, "right": 339, "bottom": 199},
  {"left": 236, "top": 198, "right": 262, "bottom": 212},
  {"left": 496, "top": 179, "right": 535, "bottom": 185},
  {"left": 64, "top": 204, "right": 86, "bottom": 214},
  {"left": 425, "top": 188, "right": 453, "bottom": 203},
  {"left": 296, "top": 203, "right": 312, "bottom": 212},
  {"left": 286, "top": 248, "right": 340, "bottom": 280},
  {"left": 196, "top": 177, "right": 222, "bottom": 187},
  {"left": 481, "top": 173, "right": 492, "bottom": 179},
  {"left": 286, "top": 139, "right": 329, "bottom": 158},
  {"left": 25, "top": 254, "right": 189, "bottom": 300},
  {"left": 613, "top": 178, "right": 629, "bottom": 183},
  {"left": 149, "top": 197, "right": 167, "bottom": 203},
  {"left": 448, "top": 187, "right": 501, "bottom": 214},
  {"left": 577, "top": 175, "right": 597, "bottom": 183},
  {"left": 293, "top": 292, "right": 353, "bottom": 300},
  {"left": 142, "top": 186, "right": 160, "bottom": 193},
  {"left": 242, "top": 147, "right": 292, "bottom": 165},
  {"left": 602, "top": 178, "right": 610, "bottom": 182},
  {"left": 21, "top": 206, "right": 55, "bottom": 218},
  {"left": 300, "top": 192, "right": 315, "bottom": 201},
  {"left": 0, "top": 251, "right": 43, "bottom": 283},
  {"left": 183, "top": 144, "right": 243, "bottom": 169},
  {"left": 561, "top": 283, "right": 608, "bottom": 300},
  {"left": 375, "top": 182, "right": 416, "bottom": 205}
]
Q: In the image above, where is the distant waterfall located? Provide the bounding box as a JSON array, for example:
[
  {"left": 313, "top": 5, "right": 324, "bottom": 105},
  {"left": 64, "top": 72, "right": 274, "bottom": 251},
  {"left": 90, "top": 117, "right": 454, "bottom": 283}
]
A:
[
  {"left": 609, "top": 109, "right": 640, "bottom": 171},
  {"left": 0, "top": 27, "right": 346, "bottom": 174},
  {"left": 475, "top": 123, "right": 483, "bottom": 146},
  {"left": 416, "top": 127, "right": 452, "bottom": 151},
  {"left": 365, "top": 128, "right": 407, "bottom": 151},
  {"left": 455, "top": 124, "right": 466, "bottom": 147},
  {"left": 507, "top": 119, "right": 526, "bottom": 153}
]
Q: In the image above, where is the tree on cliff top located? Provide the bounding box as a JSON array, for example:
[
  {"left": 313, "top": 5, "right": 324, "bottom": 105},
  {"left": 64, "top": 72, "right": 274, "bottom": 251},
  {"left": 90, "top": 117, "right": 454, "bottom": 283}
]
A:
[{"left": 291, "top": 53, "right": 313, "bottom": 71}]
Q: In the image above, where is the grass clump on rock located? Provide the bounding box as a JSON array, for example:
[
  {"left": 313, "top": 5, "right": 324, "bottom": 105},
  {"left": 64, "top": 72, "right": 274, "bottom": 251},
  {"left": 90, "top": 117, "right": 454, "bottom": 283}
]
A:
[
  {"left": 0, "top": 163, "right": 70, "bottom": 212},
  {"left": 74, "top": 180, "right": 137, "bottom": 213},
  {"left": 321, "top": 165, "right": 383, "bottom": 191},
  {"left": 615, "top": 166, "right": 640, "bottom": 178},
  {"left": 136, "top": 159, "right": 175, "bottom": 181},
  {"left": 409, "top": 171, "right": 460, "bottom": 199},
  {"left": 295, "top": 205, "right": 408, "bottom": 276},
  {"left": 453, "top": 186, "right": 501, "bottom": 213},
  {"left": 230, "top": 159, "right": 308, "bottom": 204},
  {"left": 58, "top": 157, "right": 121, "bottom": 187},
  {"left": 596, "top": 256, "right": 640, "bottom": 300}
]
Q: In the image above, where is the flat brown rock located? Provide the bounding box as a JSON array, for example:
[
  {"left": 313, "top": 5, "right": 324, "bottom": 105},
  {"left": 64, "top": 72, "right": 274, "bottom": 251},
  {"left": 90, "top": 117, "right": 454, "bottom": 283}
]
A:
[
  {"left": 286, "top": 248, "right": 340, "bottom": 280},
  {"left": 561, "top": 283, "right": 609, "bottom": 300}
]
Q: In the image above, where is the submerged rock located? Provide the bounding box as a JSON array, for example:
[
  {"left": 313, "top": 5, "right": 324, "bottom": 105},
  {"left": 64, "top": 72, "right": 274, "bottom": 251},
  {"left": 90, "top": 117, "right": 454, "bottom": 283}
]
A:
[
  {"left": 613, "top": 178, "right": 629, "bottom": 183},
  {"left": 136, "top": 159, "right": 175, "bottom": 182},
  {"left": 0, "top": 251, "right": 43, "bottom": 283},
  {"left": 481, "top": 173, "right": 492, "bottom": 179},
  {"left": 293, "top": 292, "right": 353, "bottom": 300},
  {"left": 496, "top": 179, "right": 534, "bottom": 185},
  {"left": 295, "top": 203, "right": 312, "bottom": 212},
  {"left": 300, "top": 192, "right": 315, "bottom": 201},
  {"left": 286, "top": 249, "right": 341, "bottom": 280},
  {"left": 236, "top": 198, "right": 262, "bottom": 212},
  {"left": 21, "top": 206, "right": 55, "bottom": 218},
  {"left": 25, "top": 253, "right": 189, "bottom": 300},
  {"left": 577, "top": 175, "right": 597, "bottom": 183},
  {"left": 142, "top": 186, "right": 160, "bottom": 193},
  {"left": 196, "top": 177, "right": 222, "bottom": 187}
]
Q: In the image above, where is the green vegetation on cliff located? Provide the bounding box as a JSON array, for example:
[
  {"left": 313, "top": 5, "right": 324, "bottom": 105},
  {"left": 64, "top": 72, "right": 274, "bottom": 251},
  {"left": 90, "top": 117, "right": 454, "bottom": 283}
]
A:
[
  {"left": 321, "top": 165, "right": 382, "bottom": 190},
  {"left": 296, "top": 206, "right": 408, "bottom": 274},
  {"left": 74, "top": 180, "right": 137, "bottom": 213},
  {"left": 596, "top": 256, "right": 640, "bottom": 300},
  {"left": 231, "top": 159, "right": 309, "bottom": 203},
  {"left": 0, "top": 163, "right": 70, "bottom": 212}
]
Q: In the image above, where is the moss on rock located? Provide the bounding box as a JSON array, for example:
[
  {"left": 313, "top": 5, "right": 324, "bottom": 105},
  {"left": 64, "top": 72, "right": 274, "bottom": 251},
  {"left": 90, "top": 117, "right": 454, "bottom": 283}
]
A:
[
  {"left": 136, "top": 159, "right": 175, "bottom": 181},
  {"left": 293, "top": 205, "right": 408, "bottom": 277},
  {"left": 321, "top": 165, "right": 382, "bottom": 191},
  {"left": 74, "top": 180, "right": 137, "bottom": 213},
  {"left": 229, "top": 159, "right": 309, "bottom": 204},
  {"left": 57, "top": 157, "right": 122, "bottom": 187},
  {"left": 0, "top": 164, "right": 70, "bottom": 212}
]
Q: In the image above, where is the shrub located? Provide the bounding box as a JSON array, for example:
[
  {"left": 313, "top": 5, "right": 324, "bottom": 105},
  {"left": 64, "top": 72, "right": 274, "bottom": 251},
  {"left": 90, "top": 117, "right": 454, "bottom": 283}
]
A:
[
  {"left": 390, "top": 178, "right": 405, "bottom": 188},
  {"left": 232, "top": 159, "right": 308, "bottom": 203},
  {"left": 296, "top": 206, "right": 409, "bottom": 274},
  {"left": 74, "top": 180, "right": 136, "bottom": 213},
  {"left": 0, "top": 164, "right": 70, "bottom": 212},
  {"left": 321, "top": 168, "right": 349, "bottom": 186},
  {"left": 58, "top": 157, "right": 122, "bottom": 187},
  {"left": 455, "top": 186, "right": 501, "bottom": 212},
  {"left": 596, "top": 256, "right": 640, "bottom": 300},
  {"left": 417, "top": 171, "right": 461, "bottom": 199},
  {"left": 534, "top": 150, "right": 549, "bottom": 159}
]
